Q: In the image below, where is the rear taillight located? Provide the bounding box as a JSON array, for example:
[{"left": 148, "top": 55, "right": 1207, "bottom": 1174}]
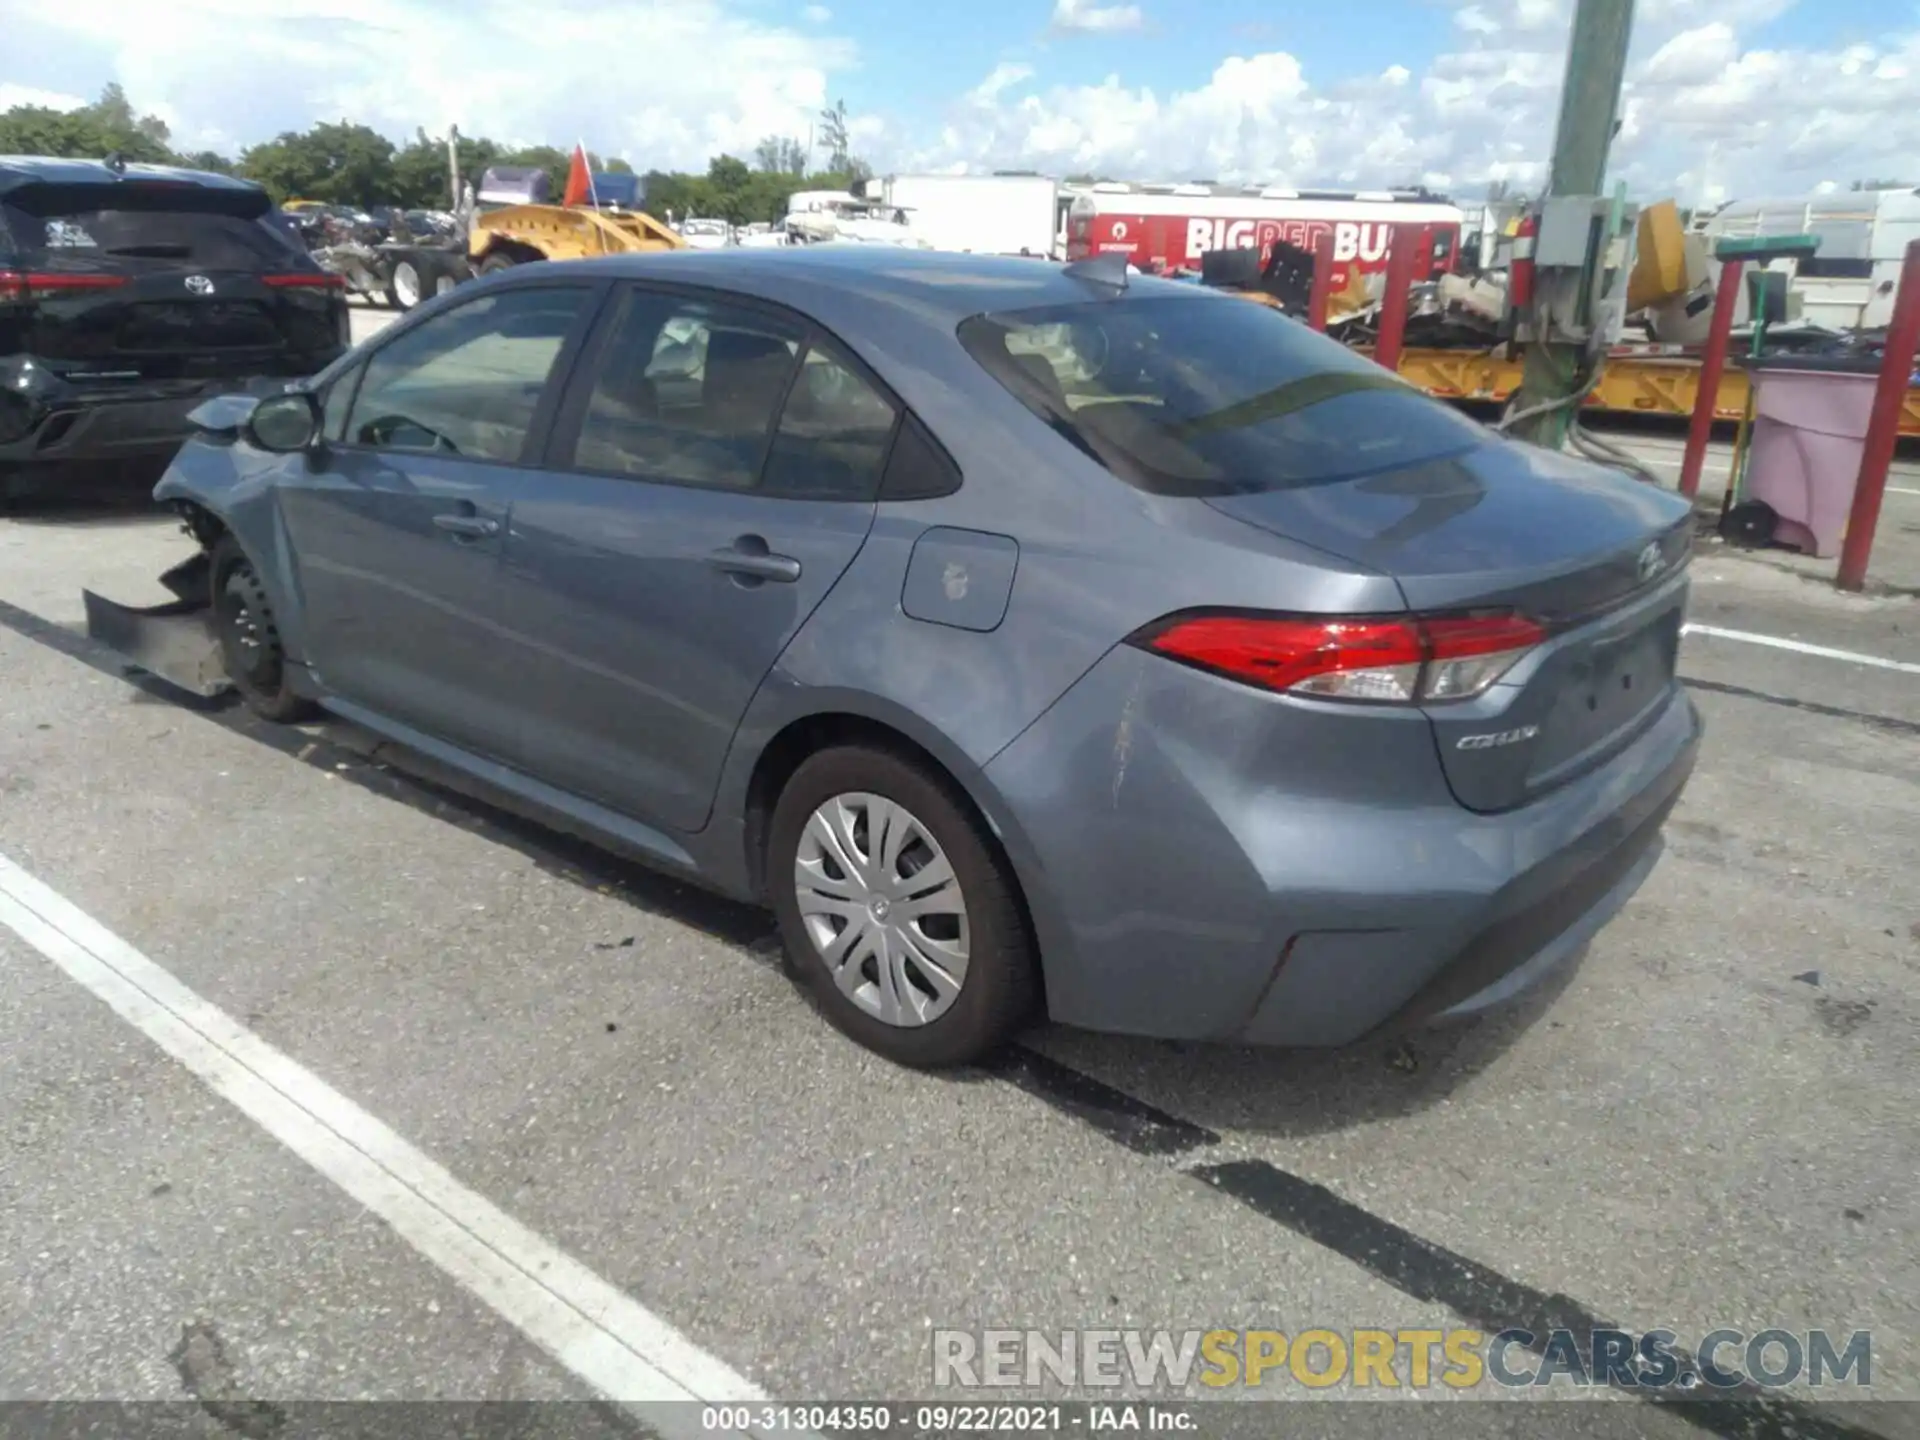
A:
[
  {"left": 1132, "top": 611, "right": 1546, "bottom": 705},
  {"left": 264, "top": 273, "right": 346, "bottom": 289},
  {"left": 0, "top": 270, "right": 130, "bottom": 301}
]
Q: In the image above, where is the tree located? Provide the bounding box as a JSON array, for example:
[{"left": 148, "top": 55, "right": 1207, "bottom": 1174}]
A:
[
  {"left": 176, "top": 150, "right": 235, "bottom": 175},
  {"left": 390, "top": 129, "right": 499, "bottom": 209},
  {"left": 0, "top": 84, "right": 177, "bottom": 165},
  {"left": 817, "top": 99, "right": 851, "bottom": 173},
  {"left": 239, "top": 121, "right": 396, "bottom": 204},
  {"left": 754, "top": 135, "right": 808, "bottom": 177}
]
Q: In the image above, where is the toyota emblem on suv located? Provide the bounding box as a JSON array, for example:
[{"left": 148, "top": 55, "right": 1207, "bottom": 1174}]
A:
[{"left": 184, "top": 275, "right": 215, "bottom": 295}]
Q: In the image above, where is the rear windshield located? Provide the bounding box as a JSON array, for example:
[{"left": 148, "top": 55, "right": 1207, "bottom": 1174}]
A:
[
  {"left": 2, "top": 190, "right": 297, "bottom": 269},
  {"left": 956, "top": 292, "right": 1489, "bottom": 496}
]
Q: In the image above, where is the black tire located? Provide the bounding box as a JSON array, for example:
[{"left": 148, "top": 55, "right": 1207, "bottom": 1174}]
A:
[
  {"left": 768, "top": 745, "right": 1037, "bottom": 1068},
  {"left": 210, "top": 535, "right": 319, "bottom": 723}
]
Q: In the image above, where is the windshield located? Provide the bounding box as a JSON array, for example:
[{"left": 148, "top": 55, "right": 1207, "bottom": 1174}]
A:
[{"left": 957, "top": 292, "right": 1490, "bottom": 496}]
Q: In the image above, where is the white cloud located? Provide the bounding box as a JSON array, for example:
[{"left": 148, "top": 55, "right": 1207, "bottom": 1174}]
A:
[
  {"left": 0, "top": 0, "right": 858, "bottom": 170},
  {"left": 0, "top": 83, "right": 87, "bottom": 113},
  {"left": 972, "top": 63, "right": 1036, "bottom": 102},
  {"left": 4, "top": 0, "right": 1915, "bottom": 205},
  {"left": 914, "top": 0, "right": 1920, "bottom": 202},
  {"left": 1641, "top": 22, "right": 1739, "bottom": 85},
  {"left": 1050, "top": 0, "right": 1145, "bottom": 36}
]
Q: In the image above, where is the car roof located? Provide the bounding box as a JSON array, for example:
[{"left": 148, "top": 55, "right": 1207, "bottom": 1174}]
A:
[
  {"left": 548, "top": 245, "right": 1204, "bottom": 325},
  {"left": 0, "top": 155, "right": 266, "bottom": 200}
]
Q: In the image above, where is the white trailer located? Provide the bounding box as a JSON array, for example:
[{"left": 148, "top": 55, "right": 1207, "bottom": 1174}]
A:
[
  {"left": 1703, "top": 188, "right": 1920, "bottom": 330},
  {"left": 865, "top": 173, "right": 1061, "bottom": 258}
]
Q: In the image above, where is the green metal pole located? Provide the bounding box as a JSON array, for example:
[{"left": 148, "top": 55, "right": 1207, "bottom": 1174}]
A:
[{"left": 1509, "top": 0, "right": 1636, "bottom": 449}]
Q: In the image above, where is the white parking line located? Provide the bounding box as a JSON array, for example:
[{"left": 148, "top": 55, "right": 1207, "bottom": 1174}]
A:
[
  {"left": 1683, "top": 623, "right": 1920, "bottom": 675},
  {"left": 0, "top": 852, "right": 798, "bottom": 1440}
]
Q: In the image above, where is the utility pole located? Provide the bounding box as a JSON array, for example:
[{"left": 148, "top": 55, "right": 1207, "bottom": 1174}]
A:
[
  {"left": 446, "top": 124, "right": 461, "bottom": 212},
  {"left": 1508, "top": 0, "right": 1636, "bottom": 449}
]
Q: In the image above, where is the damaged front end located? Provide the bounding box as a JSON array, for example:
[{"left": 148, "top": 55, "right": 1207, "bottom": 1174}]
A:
[{"left": 82, "top": 519, "right": 231, "bottom": 700}]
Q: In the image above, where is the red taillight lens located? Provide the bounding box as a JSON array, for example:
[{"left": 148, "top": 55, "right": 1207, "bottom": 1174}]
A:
[
  {"left": 1135, "top": 611, "right": 1546, "bottom": 704},
  {"left": 0, "top": 270, "right": 130, "bottom": 301},
  {"left": 264, "top": 273, "right": 346, "bottom": 289}
]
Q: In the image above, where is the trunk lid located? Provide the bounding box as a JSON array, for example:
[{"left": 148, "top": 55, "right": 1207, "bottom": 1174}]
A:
[
  {"left": 1207, "top": 437, "right": 1695, "bottom": 812},
  {"left": 2, "top": 181, "right": 345, "bottom": 382}
]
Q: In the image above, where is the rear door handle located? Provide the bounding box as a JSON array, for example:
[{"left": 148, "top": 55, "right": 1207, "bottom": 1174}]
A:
[
  {"left": 706, "top": 541, "right": 801, "bottom": 584},
  {"left": 433, "top": 513, "right": 500, "bottom": 538}
]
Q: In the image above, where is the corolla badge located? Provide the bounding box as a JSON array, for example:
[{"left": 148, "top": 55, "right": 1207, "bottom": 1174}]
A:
[
  {"left": 184, "top": 275, "right": 215, "bottom": 295},
  {"left": 1456, "top": 724, "right": 1540, "bottom": 751},
  {"left": 1636, "top": 541, "right": 1664, "bottom": 584}
]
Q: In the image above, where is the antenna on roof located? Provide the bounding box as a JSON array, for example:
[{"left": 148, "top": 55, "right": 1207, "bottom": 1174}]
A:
[
  {"left": 103, "top": 150, "right": 127, "bottom": 177},
  {"left": 1062, "top": 252, "right": 1129, "bottom": 294}
]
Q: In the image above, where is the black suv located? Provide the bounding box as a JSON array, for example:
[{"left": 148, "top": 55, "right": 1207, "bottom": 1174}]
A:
[{"left": 1, "top": 156, "right": 350, "bottom": 504}]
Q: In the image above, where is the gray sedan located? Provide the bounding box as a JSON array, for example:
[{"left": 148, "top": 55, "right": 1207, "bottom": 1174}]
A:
[{"left": 93, "top": 246, "right": 1701, "bottom": 1067}]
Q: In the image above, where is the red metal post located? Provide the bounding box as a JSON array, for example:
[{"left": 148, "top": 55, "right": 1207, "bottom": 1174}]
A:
[
  {"left": 1373, "top": 224, "right": 1420, "bottom": 374},
  {"left": 1836, "top": 238, "right": 1920, "bottom": 592},
  {"left": 1307, "top": 228, "right": 1337, "bottom": 332},
  {"left": 1677, "top": 257, "right": 1746, "bottom": 500}
]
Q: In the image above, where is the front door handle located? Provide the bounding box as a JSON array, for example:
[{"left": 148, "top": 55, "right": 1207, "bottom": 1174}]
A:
[
  {"left": 706, "top": 538, "right": 801, "bottom": 584},
  {"left": 433, "top": 513, "right": 500, "bottom": 539}
]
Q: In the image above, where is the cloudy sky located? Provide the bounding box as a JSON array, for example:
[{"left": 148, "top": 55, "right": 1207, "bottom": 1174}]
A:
[{"left": 0, "top": 0, "right": 1914, "bottom": 203}]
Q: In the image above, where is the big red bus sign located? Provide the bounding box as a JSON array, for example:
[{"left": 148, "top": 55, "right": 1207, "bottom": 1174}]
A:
[{"left": 1064, "top": 183, "right": 1466, "bottom": 287}]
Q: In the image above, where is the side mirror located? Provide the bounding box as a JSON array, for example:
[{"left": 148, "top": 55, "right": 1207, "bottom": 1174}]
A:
[{"left": 246, "top": 391, "right": 323, "bottom": 453}]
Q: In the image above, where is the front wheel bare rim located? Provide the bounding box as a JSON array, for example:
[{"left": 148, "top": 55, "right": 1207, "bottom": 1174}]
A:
[{"left": 793, "top": 792, "right": 970, "bottom": 1028}]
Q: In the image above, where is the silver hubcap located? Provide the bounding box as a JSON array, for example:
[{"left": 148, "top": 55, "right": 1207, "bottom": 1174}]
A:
[
  {"left": 394, "top": 265, "right": 419, "bottom": 306},
  {"left": 794, "top": 792, "right": 969, "bottom": 1028}
]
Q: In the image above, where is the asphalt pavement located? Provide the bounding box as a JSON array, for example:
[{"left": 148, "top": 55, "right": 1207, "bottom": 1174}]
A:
[{"left": 0, "top": 300, "right": 1915, "bottom": 1439}]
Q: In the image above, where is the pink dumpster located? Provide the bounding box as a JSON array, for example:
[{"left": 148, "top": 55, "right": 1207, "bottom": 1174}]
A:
[{"left": 1740, "top": 359, "right": 1882, "bottom": 558}]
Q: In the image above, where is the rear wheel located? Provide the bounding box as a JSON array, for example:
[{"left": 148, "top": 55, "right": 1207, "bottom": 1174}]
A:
[
  {"left": 211, "top": 536, "right": 318, "bottom": 724},
  {"left": 768, "top": 746, "right": 1036, "bottom": 1067}
]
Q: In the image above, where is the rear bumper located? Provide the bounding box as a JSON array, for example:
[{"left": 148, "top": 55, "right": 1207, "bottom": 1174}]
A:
[
  {"left": 0, "top": 358, "right": 321, "bottom": 473},
  {"left": 1241, "top": 698, "right": 1695, "bottom": 1045},
  {"left": 982, "top": 644, "right": 1703, "bottom": 1048}
]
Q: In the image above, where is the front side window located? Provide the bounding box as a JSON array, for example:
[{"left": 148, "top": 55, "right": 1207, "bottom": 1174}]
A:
[
  {"left": 345, "top": 285, "right": 591, "bottom": 462},
  {"left": 320, "top": 366, "right": 358, "bottom": 442},
  {"left": 957, "top": 292, "right": 1489, "bottom": 496},
  {"left": 568, "top": 288, "right": 804, "bottom": 490}
]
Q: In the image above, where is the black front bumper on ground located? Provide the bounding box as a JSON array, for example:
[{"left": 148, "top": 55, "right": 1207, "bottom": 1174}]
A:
[{"left": 81, "top": 551, "right": 233, "bottom": 701}]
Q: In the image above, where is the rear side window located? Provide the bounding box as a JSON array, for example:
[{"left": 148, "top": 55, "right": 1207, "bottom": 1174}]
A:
[
  {"left": 566, "top": 288, "right": 805, "bottom": 491},
  {"left": 345, "top": 286, "right": 592, "bottom": 462},
  {"left": 759, "top": 346, "right": 899, "bottom": 501},
  {"left": 1, "top": 196, "right": 299, "bottom": 269},
  {"left": 957, "top": 292, "right": 1488, "bottom": 496}
]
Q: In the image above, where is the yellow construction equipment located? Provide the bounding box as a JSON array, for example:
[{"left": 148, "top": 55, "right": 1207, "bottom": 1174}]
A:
[{"left": 467, "top": 201, "right": 687, "bottom": 273}]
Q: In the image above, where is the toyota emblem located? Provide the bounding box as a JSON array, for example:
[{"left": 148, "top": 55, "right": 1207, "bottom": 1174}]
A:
[
  {"left": 1636, "top": 541, "right": 1663, "bottom": 584},
  {"left": 184, "top": 274, "right": 215, "bottom": 295}
]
